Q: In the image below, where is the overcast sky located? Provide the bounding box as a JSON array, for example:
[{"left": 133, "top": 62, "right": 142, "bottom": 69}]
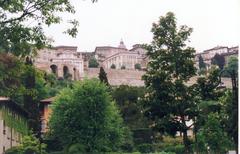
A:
[{"left": 44, "top": 0, "right": 240, "bottom": 53}]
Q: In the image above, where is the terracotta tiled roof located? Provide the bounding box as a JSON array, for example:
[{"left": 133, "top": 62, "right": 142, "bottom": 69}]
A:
[{"left": 40, "top": 97, "right": 55, "bottom": 103}]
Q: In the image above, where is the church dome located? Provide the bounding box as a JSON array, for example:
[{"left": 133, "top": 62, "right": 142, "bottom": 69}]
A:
[{"left": 118, "top": 39, "right": 126, "bottom": 49}]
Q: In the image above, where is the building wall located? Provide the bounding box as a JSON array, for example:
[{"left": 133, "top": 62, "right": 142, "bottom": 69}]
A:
[
  {"left": 41, "top": 103, "right": 53, "bottom": 133},
  {"left": 0, "top": 111, "right": 23, "bottom": 154},
  {"left": 96, "top": 42, "right": 148, "bottom": 70},
  {"left": 102, "top": 52, "right": 142, "bottom": 69},
  {"left": 195, "top": 46, "right": 238, "bottom": 70},
  {"left": 34, "top": 47, "right": 84, "bottom": 80}
]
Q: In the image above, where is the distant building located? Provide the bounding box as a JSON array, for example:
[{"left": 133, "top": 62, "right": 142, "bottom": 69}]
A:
[
  {"left": 0, "top": 97, "right": 28, "bottom": 154},
  {"left": 95, "top": 40, "right": 148, "bottom": 70},
  {"left": 34, "top": 46, "right": 85, "bottom": 80},
  {"left": 195, "top": 46, "right": 239, "bottom": 70},
  {"left": 40, "top": 97, "right": 55, "bottom": 133}
]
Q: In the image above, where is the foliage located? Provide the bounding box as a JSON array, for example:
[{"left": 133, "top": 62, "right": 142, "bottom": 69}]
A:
[
  {"left": 99, "top": 66, "right": 109, "bottom": 86},
  {"left": 195, "top": 66, "right": 222, "bottom": 101},
  {"left": 22, "top": 57, "right": 41, "bottom": 137},
  {"left": 211, "top": 53, "right": 225, "bottom": 70},
  {"left": 0, "top": 53, "right": 24, "bottom": 98},
  {"left": 222, "top": 56, "right": 238, "bottom": 77},
  {"left": 137, "top": 143, "right": 155, "bottom": 153},
  {"left": 111, "top": 64, "right": 116, "bottom": 69},
  {"left": 142, "top": 12, "right": 196, "bottom": 153},
  {"left": 155, "top": 136, "right": 185, "bottom": 154},
  {"left": 66, "top": 143, "right": 86, "bottom": 154},
  {"left": 0, "top": 0, "right": 96, "bottom": 56},
  {"left": 5, "top": 134, "right": 47, "bottom": 154},
  {"left": 88, "top": 57, "right": 99, "bottom": 68},
  {"left": 112, "top": 85, "right": 148, "bottom": 129},
  {"left": 44, "top": 73, "right": 74, "bottom": 97},
  {"left": 198, "top": 55, "right": 206, "bottom": 70},
  {"left": 49, "top": 79, "right": 130, "bottom": 152},
  {"left": 0, "top": 106, "right": 28, "bottom": 135},
  {"left": 197, "top": 68, "right": 206, "bottom": 75},
  {"left": 134, "top": 63, "right": 141, "bottom": 70},
  {"left": 220, "top": 90, "right": 238, "bottom": 151},
  {"left": 196, "top": 113, "right": 233, "bottom": 154}
]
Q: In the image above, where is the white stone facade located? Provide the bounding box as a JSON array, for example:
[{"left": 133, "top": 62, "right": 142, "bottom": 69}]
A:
[
  {"left": 95, "top": 41, "right": 148, "bottom": 70},
  {"left": 34, "top": 46, "right": 84, "bottom": 80},
  {"left": 195, "top": 46, "right": 238, "bottom": 70}
]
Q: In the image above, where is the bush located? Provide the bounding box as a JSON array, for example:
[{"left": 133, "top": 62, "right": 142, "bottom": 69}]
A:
[
  {"left": 111, "top": 64, "right": 116, "bottom": 69},
  {"left": 163, "top": 144, "right": 184, "bottom": 154},
  {"left": 66, "top": 143, "right": 86, "bottom": 154},
  {"left": 49, "top": 79, "right": 131, "bottom": 152},
  {"left": 5, "top": 134, "right": 47, "bottom": 154},
  {"left": 137, "top": 143, "right": 155, "bottom": 153},
  {"left": 134, "top": 63, "right": 141, "bottom": 70},
  {"left": 5, "top": 147, "right": 21, "bottom": 154}
]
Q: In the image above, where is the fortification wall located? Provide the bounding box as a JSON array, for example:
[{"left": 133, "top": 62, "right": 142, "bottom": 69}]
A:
[{"left": 84, "top": 68, "right": 232, "bottom": 88}]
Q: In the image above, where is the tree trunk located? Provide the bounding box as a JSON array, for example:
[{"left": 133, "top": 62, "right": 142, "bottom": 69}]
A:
[{"left": 183, "top": 129, "right": 191, "bottom": 154}]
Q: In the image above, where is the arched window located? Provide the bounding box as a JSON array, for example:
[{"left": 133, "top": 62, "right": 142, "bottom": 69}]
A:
[
  {"left": 73, "top": 68, "right": 77, "bottom": 80},
  {"left": 50, "top": 65, "right": 58, "bottom": 76},
  {"left": 63, "top": 66, "right": 71, "bottom": 80}
]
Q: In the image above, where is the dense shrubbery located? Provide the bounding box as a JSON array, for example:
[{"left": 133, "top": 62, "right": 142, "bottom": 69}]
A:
[{"left": 49, "top": 79, "right": 131, "bottom": 153}]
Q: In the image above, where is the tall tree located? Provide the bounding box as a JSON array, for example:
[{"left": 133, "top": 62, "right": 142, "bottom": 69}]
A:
[
  {"left": 0, "top": 0, "right": 96, "bottom": 56},
  {"left": 198, "top": 55, "right": 206, "bottom": 70},
  {"left": 49, "top": 79, "right": 130, "bottom": 152},
  {"left": 98, "top": 67, "right": 109, "bottom": 86},
  {"left": 211, "top": 53, "right": 225, "bottom": 70},
  {"left": 88, "top": 57, "right": 99, "bottom": 68},
  {"left": 142, "top": 12, "right": 196, "bottom": 153},
  {"left": 23, "top": 57, "right": 41, "bottom": 137}
]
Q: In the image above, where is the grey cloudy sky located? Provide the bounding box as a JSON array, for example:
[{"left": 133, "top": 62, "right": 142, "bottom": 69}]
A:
[{"left": 44, "top": 0, "right": 240, "bottom": 53}]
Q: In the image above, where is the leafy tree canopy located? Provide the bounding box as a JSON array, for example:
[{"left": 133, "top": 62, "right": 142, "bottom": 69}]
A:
[
  {"left": 98, "top": 67, "right": 109, "bottom": 86},
  {"left": 49, "top": 79, "right": 130, "bottom": 152},
  {"left": 211, "top": 53, "right": 225, "bottom": 70},
  {"left": 5, "top": 134, "right": 47, "bottom": 154},
  {"left": 135, "top": 63, "right": 141, "bottom": 70},
  {"left": 142, "top": 12, "right": 196, "bottom": 153},
  {"left": 88, "top": 57, "right": 99, "bottom": 68},
  {"left": 0, "top": 0, "right": 96, "bottom": 56}
]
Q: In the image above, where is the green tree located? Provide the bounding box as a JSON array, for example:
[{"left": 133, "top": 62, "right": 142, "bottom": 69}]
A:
[
  {"left": 0, "top": 53, "right": 24, "bottom": 98},
  {"left": 0, "top": 0, "right": 96, "bottom": 56},
  {"left": 111, "top": 64, "right": 116, "bottom": 69},
  {"left": 142, "top": 12, "right": 196, "bottom": 153},
  {"left": 5, "top": 134, "right": 47, "bottom": 154},
  {"left": 49, "top": 79, "right": 130, "bottom": 152},
  {"left": 211, "top": 53, "right": 225, "bottom": 70},
  {"left": 198, "top": 55, "right": 206, "bottom": 70},
  {"left": 134, "top": 63, "right": 141, "bottom": 70},
  {"left": 88, "top": 57, "right": 99, "bottom": 68},
  {"left": 220, "top": 90, "right": 238, "bottom": 152},
  {"left": 98, "top": 67, "right": 109, "bottom": 86},
  {"left": 223, "top": 56, "right": 238, "bottom": 77},
  {"left": 23, "top": 57, "right": 41, "bottom": 137},
  {"left": 196, "top": 113, "right": 233, "bottom": 154}
]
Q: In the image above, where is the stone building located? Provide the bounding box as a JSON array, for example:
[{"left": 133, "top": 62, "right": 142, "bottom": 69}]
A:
[
  {"left": 34, "top": 46, "right": 85, "bottom": 80},
  {"left": 94, "top": 40, "right": 148, "bottom": 70},
  {"left": 40, "top": 97, "right": 55, "bottom": 133},
  {"left": 195, "top": 46, "right": 239, "bottom": 70},
  {"left": 0, "top": 97, "right": 28, "bottom": 154}
]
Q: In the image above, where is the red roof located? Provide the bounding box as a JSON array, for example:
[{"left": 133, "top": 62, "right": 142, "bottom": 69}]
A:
[{"left": 40, "top": 97, "right": 55, "bottom": 103}]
